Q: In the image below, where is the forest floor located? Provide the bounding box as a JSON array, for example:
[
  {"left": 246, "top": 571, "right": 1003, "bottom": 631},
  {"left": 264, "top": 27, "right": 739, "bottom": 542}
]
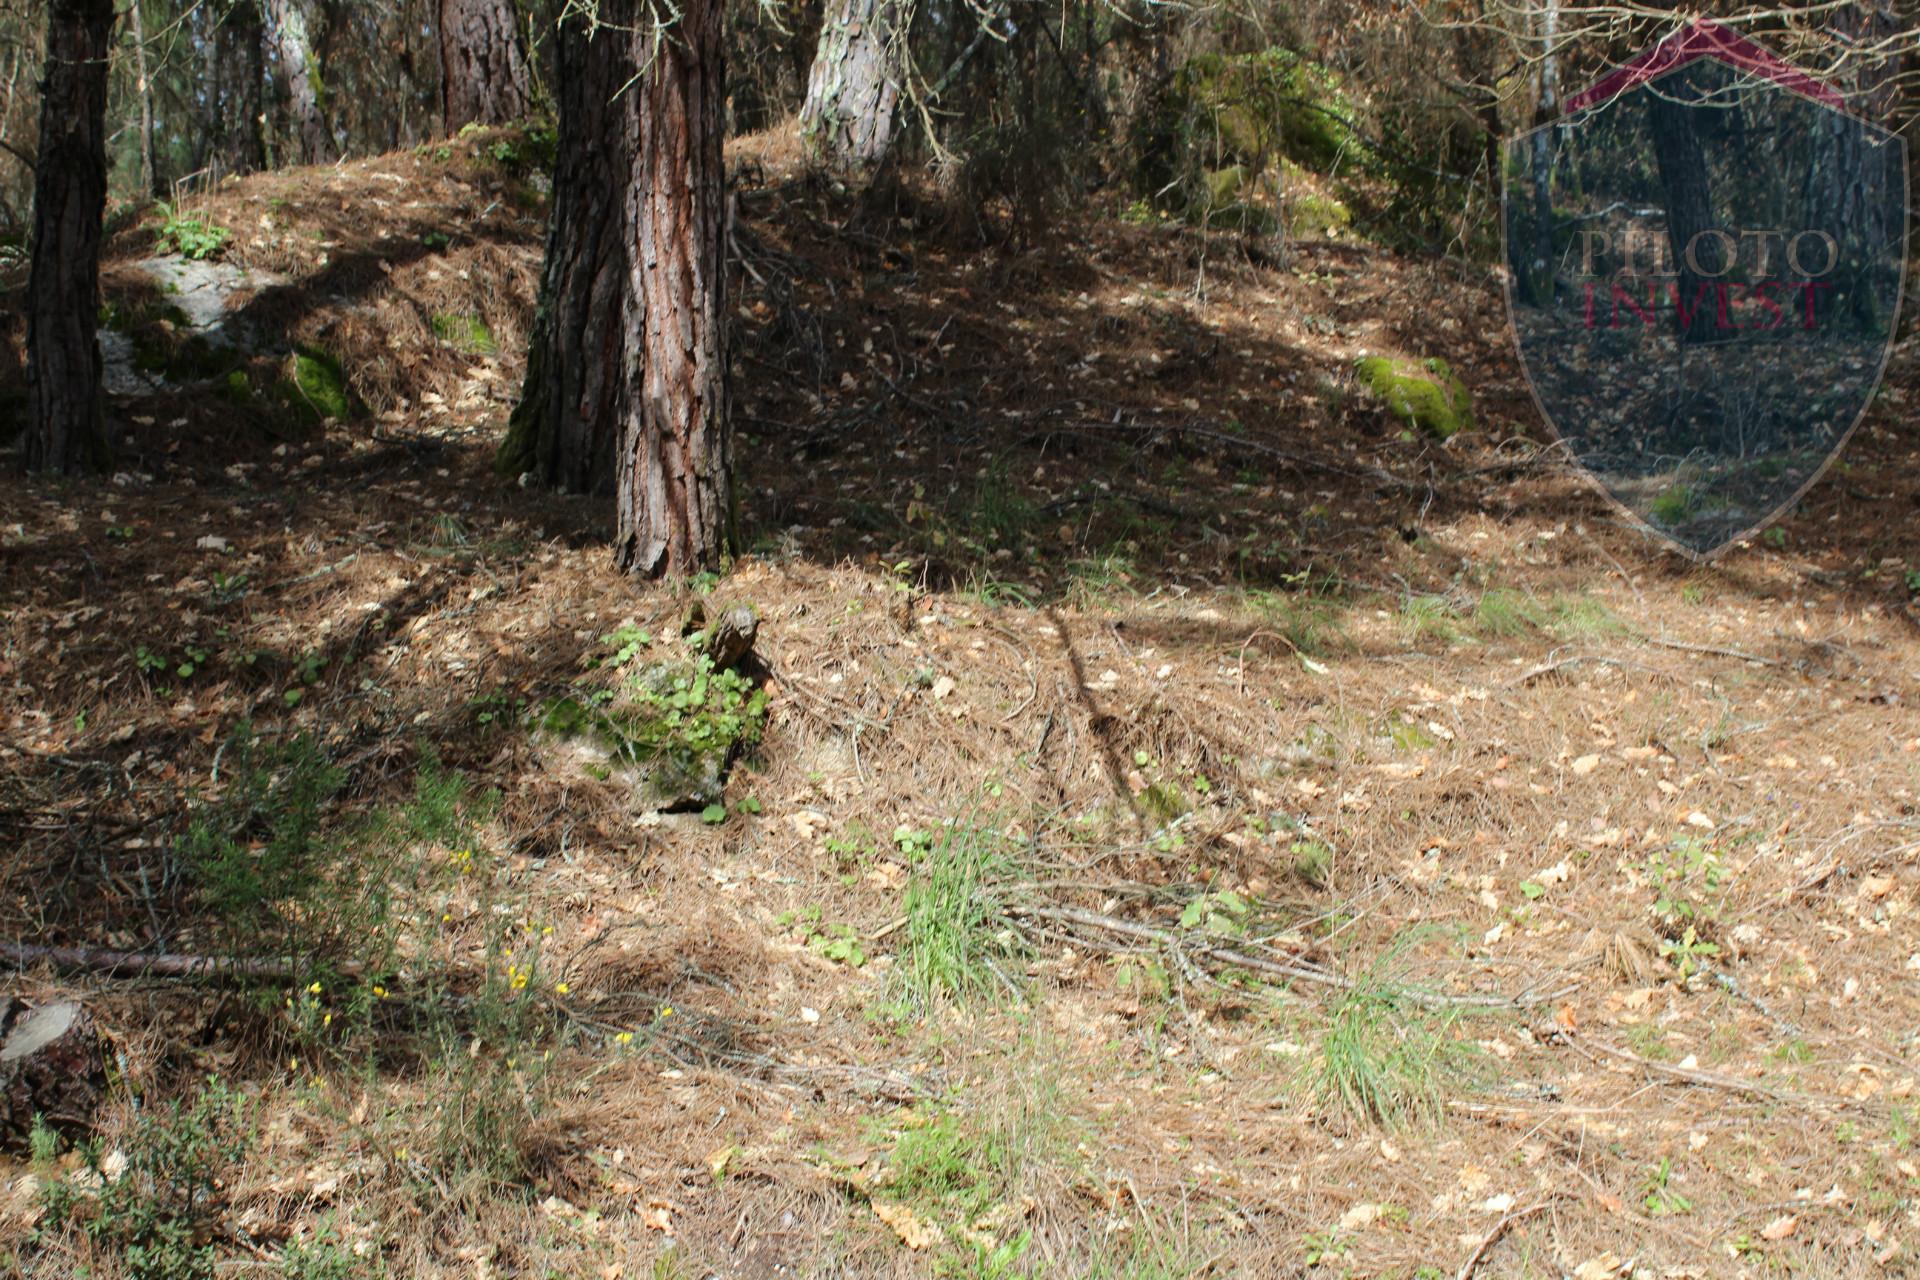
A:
[{"left": 3, "top": 125, "right": 1920, "bottom": 1279}]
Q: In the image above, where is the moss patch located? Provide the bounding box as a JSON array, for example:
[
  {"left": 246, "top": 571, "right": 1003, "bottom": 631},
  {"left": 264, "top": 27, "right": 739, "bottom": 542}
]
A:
[
  {"left": 1288, "top": 190, "right": 1353, "bottom": 239},
  {"left": 1192, "top": 166, "right": 1279, "bottom": 233},
  {"left": 1354, "top": 355, "right": 1473, "bottom": 439},
  {"left": 282, "top": 346, "right": 354, "bottom": 422},
  {"left": 1172, "top": 49, "right": 1361, "bottom": 175}
]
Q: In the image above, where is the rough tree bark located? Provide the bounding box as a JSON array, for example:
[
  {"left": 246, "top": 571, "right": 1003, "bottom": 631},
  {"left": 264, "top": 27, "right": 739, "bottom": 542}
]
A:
[
  {"left": 24, "top": 0, "right": 115, "bottom": 475},
  {"left": 496, "top": 4, "right": 633, "bottom": 493},
  {"left": 1647, "top": 70, "right": 1721, "bottom": 345},
  {"left": 504, "top": 0, "right": 734, "bottom": 577},
  {"left": 615, "top": 0, "right": 732, "bottom": 576},
  {"left": 798, "top": 0, "right": 905, "bottom": 182},
  {"left": 439, "top": 0, "right": 532, "bottom": 130},
  {"left": 266, "top": 0, "right": 335, "bottom": 164},
  {"left": 209, "top": 0, "right": 267, "bottom": 177}
]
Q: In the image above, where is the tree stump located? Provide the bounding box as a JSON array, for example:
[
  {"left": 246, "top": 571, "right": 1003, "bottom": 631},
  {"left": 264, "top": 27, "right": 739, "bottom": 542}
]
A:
[{"left": 0, "top": 999, "right": 107, "bottom": 1148}]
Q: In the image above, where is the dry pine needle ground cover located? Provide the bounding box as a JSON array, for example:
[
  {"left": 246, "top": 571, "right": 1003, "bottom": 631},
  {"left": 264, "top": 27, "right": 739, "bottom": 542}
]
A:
[{"left": 1, "top": 125, "right": 1919, "bottom": 1279}]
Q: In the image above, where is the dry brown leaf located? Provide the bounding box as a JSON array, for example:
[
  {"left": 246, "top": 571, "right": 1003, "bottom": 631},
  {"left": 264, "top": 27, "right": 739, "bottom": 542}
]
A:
[
  {"left": 1573, "top": 1252, "right": 1624, "bottom": 1279},
  {"left": 873, "top": 1199, "right": 937, "bottom": 1250}
]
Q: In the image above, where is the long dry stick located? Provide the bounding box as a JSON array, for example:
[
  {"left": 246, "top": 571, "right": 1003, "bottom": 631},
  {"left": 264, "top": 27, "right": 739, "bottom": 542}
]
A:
[
  {"left": 1011, "top": 903, "right": 1575, "bottom": 1010},
  {"left": 0, "top": 942, "right": 354, "bottom": 981}
]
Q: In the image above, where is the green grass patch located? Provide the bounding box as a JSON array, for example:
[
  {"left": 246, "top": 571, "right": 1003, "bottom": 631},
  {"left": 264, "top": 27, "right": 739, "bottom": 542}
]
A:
[
  {"left": 1246, "top": 579, "right": 1349, "bottom": 658},
  {"left": 1309, "top": 934, "right": 1483, "bottom": 1127},
  {"left": 431, "top": 312, "right": 497, "bottom": 355},
  {"left": 894, "top": 820, "right": 1023, "bottom": 1011}
]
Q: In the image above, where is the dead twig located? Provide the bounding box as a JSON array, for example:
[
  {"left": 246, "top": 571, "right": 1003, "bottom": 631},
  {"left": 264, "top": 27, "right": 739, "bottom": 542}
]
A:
[
  {"left": 1455, "top": 1201, "right": 1551, "bottom": 1279},
  {"left": 1645, "top": 637, "right": 1780, "bottom": 667}
]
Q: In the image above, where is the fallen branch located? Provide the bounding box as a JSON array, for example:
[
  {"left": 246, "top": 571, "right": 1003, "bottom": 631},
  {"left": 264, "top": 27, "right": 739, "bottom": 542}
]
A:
[
  {"left": 1577, "top": 1038, "right": 1871, "bottom": 1114},
  {"left": 1507, "top": 653, "right": 1678, "bottom": 686},
  {"left": 1010, "top": 904, "right": 1573, "bottom": 1010},
  {"left": 0, "top": 942, "right": 354, "bottom": 982}
]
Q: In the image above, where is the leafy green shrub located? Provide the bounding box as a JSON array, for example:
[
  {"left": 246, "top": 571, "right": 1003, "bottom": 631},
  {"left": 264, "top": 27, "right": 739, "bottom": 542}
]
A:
[
  {"left": 279, "top": 1220, "right": 381, "bottom": 1280},
  {"left": 33, "top": 1078, "right": 249, "bottom": 1280},
  {"left": 1636, "top": 839, "right": 1728, "bottom": 935},
  {"left": 177, "top": 726, "right": 399, "bottom": 994},
  {"left": 626, "top": 651, "right": 768, "bottom": 761},
  {"left": 151, "top": 202, "right": 232, "bottom": 261}
]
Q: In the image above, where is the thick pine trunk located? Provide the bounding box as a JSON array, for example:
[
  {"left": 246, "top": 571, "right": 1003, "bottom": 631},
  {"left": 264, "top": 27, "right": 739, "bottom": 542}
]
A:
[
  {"left": 267, "top": 0, "right": 334, "bottom": 164},
  {"left": 24, "top": 0, "right": 115, "bottom": 476},
  {"left": 497, "top": 5, "right": 633, "bottom": 493},
  {"left": 616, "top": 0, "right": 732, "bottom": 576},
  {"left": 505, "top": 0, "right": 733, "bottom": 578},
  {"left": 1648, "top": 75, "right": 1720, "bottom": 346},
  {"left": 210, "top": 0, "right": 266, "bottom": 177},
  {"left": 798, "top": 0, "right": 903, "bottom": 182},
  {"left": 439, "top": 0, "right": 532, "bottom": 130}
]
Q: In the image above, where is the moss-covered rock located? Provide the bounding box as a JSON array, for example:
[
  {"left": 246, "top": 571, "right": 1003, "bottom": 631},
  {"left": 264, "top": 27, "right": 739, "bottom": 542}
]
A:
[
  {"left": 1192, "top": 165, "right": 1279, "bottom": 233},
  {"left": 1171, "top": 49, "right": 1360, "bottom": 175},
  {"left": 1287, "top": 189, "right": 1352, "bottom": 239},
  {"left": 1354, "top": 355, "right": 1473, "bottom": 439},
  {"left": 535, "top": 617, "right": 766, "bottom": 812}
]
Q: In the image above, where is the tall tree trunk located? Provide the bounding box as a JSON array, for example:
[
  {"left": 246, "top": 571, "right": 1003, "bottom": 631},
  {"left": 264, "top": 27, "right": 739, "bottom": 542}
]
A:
[
  {"left": 210, "top": 0, "right": 266, "bottom": 177},
  {"left": 1522, "top": 0, "right": 1558, "bottom": 306},
  {"left": 616, "top": 0, "right": 732, "bottom": 576},
  {"left": 128, "top": 0, "right": 158, "bottom": 196},
  {"left": 798, "top": 0, "right": 904, "bottom": 182},
  {"left": 24, "top": 0, "right": 115, "bottom": 475},
  {"left": 439, "top": 0, "right": 532, "bottom": 130},
  {"left": 503, "top": 0, "right": 734, "bottom": 579},
  {"left": 1647, "top": 71, "right": 1720, "bottom": 345},
  {"left": 497, "top": 5, "right": 630, "bottom": 493},
  {"left": 266, "top": 0, "right": 334, "bottom": 163}
]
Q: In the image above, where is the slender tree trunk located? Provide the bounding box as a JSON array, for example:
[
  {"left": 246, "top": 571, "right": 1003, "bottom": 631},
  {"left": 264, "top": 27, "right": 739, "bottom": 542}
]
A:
[
  {"left": 497, "top": 5, "right": 630, "bottom": 493},
  {"left": 1523, "top": 0, "right": 1558, "bottom": 306},
  {"left": 266, "top": 0, "right": 334, "bottom": 163},
  {"left": 798, "top": 0, "right": 904, "bottom": 182},
  {"left": 24, "top": 0, "right": 115, "bottom": 475},
  {"left": 615, "top": 0, "right": 732, "bottom": 576},
  {"left": 503, "top": 0, "right": 734, "bottom": 579},
  {"left": 1648, "top": 72, "right": 1720, "bottom": 345},
  {"left": 128, "top": 0, "right": 158, "bottom": 196},
  {"left": 210, "top": 0, "right": 266, "bottom": 177},
  {"left": 439, "top": 0, "right": 531, "bottom": 130}
]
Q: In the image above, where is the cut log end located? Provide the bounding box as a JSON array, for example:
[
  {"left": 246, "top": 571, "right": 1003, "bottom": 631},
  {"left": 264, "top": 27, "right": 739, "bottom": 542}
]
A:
[{"left": 0, "top": 999, "right": 107, "bottom": 1150}]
